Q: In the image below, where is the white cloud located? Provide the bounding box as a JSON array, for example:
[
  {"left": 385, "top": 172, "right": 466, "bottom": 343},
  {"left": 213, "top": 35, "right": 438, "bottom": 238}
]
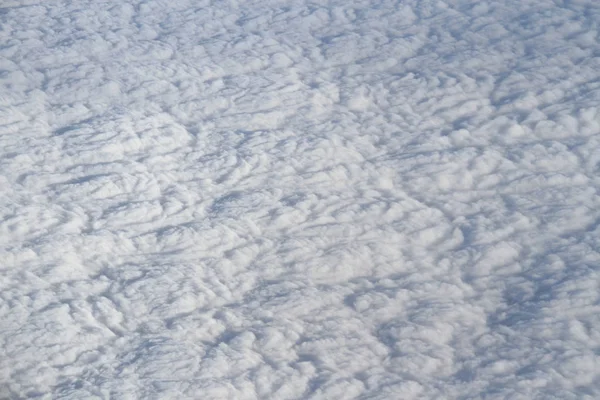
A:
[{"left": 1, "top": 0, "right": 599, "bottom": 398}]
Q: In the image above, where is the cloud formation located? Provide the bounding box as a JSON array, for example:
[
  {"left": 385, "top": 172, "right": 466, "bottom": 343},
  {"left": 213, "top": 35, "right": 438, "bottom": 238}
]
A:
[{"left": 1, "top": 0, "right": 599, "bottom": 398}]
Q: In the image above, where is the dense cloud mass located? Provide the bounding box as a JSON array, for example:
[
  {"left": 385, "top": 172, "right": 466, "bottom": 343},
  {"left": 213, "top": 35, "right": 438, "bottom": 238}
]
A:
[{"left": 1, "top": 0, "right": 600, "bottom": 398}]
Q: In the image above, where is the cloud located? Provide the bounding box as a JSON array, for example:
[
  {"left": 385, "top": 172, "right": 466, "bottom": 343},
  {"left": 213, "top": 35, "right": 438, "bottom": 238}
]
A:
[{"left": 1, "top": 0, "right": 599, "bottom": 398}]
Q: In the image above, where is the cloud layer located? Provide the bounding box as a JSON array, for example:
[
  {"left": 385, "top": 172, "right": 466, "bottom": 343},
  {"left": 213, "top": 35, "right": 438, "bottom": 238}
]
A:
[{"left": 1, "top": 0, "right": 599, "bottom": 398}]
